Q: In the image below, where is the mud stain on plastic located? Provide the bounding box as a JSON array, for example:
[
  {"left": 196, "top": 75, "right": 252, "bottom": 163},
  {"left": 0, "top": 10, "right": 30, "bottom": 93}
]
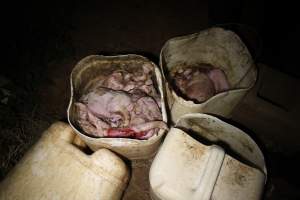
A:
[
  {"left": 182, "top": 133, "right": 206, "bottom": 160},
  {"left": 225, "top": 158, "right": 254, "bottom": 187}
]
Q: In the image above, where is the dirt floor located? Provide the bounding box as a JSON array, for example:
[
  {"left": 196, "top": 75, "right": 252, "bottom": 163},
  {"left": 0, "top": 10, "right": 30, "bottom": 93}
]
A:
[{"left": 1, "top": 0, "right": 300, "bottom": 199}]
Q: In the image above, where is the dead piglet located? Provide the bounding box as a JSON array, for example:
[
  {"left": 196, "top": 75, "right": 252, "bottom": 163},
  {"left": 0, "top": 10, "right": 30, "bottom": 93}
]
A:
[
  {"left": 173, "top": 65, "right": 229, "bottom": 103},
  {"left": 129, "top": 93, "right": 166, "bottom": 139},
  {"left": 75, "top": 87, "right": 133, "bottom": 137},
  {"left": 75, "top": 87, "right": 167, "bottom": 139},
  {"left": 107, "top": 90, "right": 167, "bottom": 139},
  {"left": 102, "top": 63, "right": 159, "bottom": 100}
]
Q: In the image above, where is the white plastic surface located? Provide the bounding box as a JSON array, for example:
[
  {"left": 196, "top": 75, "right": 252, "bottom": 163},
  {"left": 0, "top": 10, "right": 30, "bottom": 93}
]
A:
[
  {"left": 150, "top": 127, "right": 266, "bottom": 200},
  {"left": 0, "top": 122, "right": 129, "bottom": 200},
  {"left": 159, "top": 27, "right": 257, "bottom": 122}
]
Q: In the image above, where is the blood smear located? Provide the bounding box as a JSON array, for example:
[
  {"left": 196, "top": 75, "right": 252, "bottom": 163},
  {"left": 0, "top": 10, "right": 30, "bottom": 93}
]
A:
[{"left": 107, "top": 128, "right": 145, "bottom": 139}]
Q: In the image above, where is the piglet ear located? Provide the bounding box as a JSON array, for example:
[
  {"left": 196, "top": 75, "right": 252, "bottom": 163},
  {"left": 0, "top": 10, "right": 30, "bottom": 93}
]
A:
[{"left": 208, "top": 69, "right": 230, "bottom": 93}]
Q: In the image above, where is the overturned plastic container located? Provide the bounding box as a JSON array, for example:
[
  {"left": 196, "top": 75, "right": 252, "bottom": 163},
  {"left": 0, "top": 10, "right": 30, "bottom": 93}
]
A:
[
  {"left": 0, "top": 122, "right": 129, "bottom": 200},
  {"left": 149, "top": 114, "right": 267, "bottom": 200},
  {"left": 67, "top": 55, "right": 168, "bottom": 160},
  {"left": 160, "top": 27, "right": 257, "bottom": 122}
]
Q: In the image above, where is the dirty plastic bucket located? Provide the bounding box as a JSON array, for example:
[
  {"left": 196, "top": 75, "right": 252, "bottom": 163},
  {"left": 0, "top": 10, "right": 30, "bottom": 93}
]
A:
[
  {"left": 149, "top": 114, "right": 266, "bottom": 200},
  {"left": 67, "top": 55, "right": 168, "bottom": 160},
  {"left": 0, "top": 122, "right": 129, "bottom": 200},
  {"left": 160, "top": 27, "right": 257, "bottom": 122}
]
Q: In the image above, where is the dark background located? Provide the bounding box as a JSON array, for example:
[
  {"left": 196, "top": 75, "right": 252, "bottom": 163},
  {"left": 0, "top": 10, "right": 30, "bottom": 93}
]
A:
[{"left": 1, "top": 0, "right": 300, "bottom": 199}]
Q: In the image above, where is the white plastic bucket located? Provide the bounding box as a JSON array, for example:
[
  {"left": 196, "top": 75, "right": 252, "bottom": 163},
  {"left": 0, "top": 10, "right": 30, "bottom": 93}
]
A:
[
  {"left": 67, "top": 55, "right": 168, "bottom": 160},
  {"left": 149, "top": 114, "right": 266, "bottom": 200},
  {"left": 160, "top": 27, "right": 257, "bottom": 122}
]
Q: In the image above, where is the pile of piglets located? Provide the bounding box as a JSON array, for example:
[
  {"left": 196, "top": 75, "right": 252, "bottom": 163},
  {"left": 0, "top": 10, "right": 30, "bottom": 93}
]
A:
[
  {"left": 75, "top": 64, "right": 167, "bottom": 139},
  {"left": 172, "top": 64, "right": 230, "bottom": 103}
]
